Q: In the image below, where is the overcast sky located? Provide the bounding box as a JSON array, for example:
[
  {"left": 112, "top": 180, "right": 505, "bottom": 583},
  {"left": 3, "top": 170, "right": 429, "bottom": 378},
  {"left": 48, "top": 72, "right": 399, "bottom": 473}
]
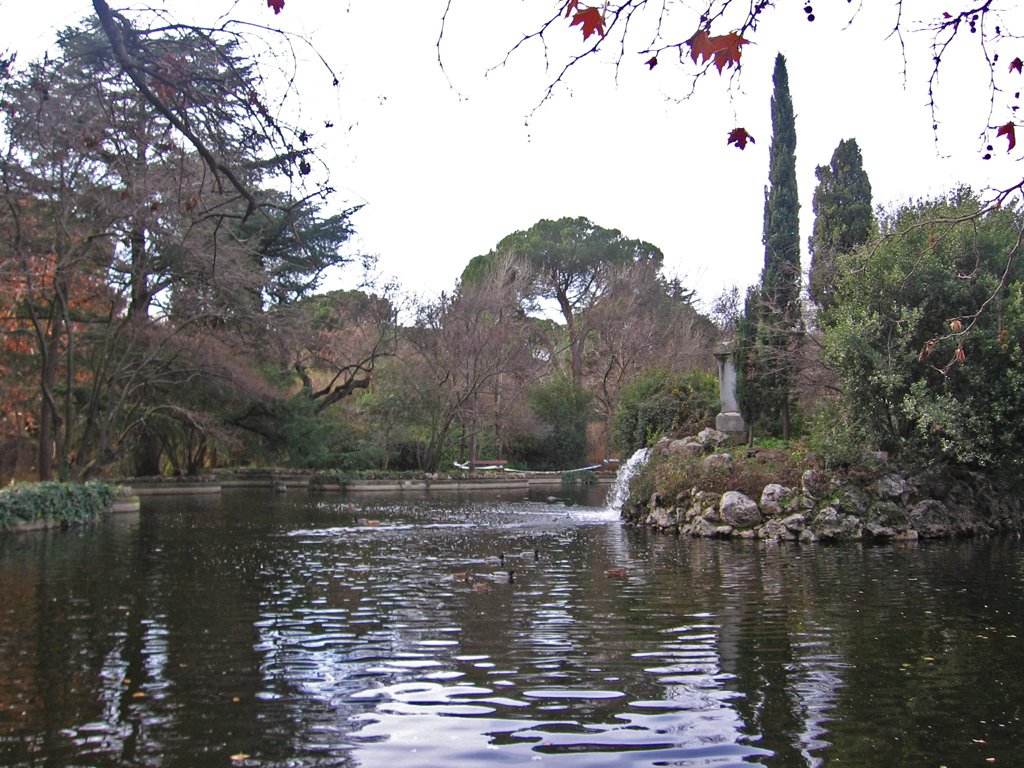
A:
[{"left": 4, "top": 0, "right": 1022, "bottom": 310}]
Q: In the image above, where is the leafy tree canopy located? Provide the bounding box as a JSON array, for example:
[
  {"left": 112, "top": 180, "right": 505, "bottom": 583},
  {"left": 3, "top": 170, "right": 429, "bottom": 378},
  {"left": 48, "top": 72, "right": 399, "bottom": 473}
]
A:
[{"left": 824, "top": 187, "right": 1024, "bottom": 477}]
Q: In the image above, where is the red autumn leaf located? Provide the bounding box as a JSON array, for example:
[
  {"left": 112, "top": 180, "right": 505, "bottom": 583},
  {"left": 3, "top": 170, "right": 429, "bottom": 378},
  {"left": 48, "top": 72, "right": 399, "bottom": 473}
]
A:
[
  {"left": 687, "top": 30, "right": 749, "bottom": 72},
  {"left": 727, "top": 127, "right": 755, "bottom": 149},
  {"left": 997, "top": 121, "right": 1017, "bottom": 151},
  {"left": 645, "top": 56, "right": 658, "bottom": 70},
  {"left": 564, "top": 0, "right": 580, "bottom": 17},
  {"left": 571, "top": 7, "right": 606, "bottom": 41},
  {"left": 688, "top": 30, "right": 714, "bottom": 64},
  {"left": 1011, "top": 57, "right": 1024, "bottom": 74},
  {"left": 267, "top": 0, "right": 284, "bottom": 12}
]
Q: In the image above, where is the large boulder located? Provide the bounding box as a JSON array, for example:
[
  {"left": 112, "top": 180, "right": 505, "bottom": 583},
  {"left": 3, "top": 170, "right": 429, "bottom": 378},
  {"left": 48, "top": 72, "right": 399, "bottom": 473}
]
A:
[
  {"left": 719, "top": 491, "right": 762, "bottom": 529},
  {"left": 696, "top": 428, "right": 730, "bottom": 450},
  {"left": 908, "top": 499, "right": 956, "bottom": 538},
  {"left": 812, "top": 506, "right": 863, "bottom": 541},
  {"left": 646, "top": 506, "right": 679, "bottom": 531},
  {"left": 801, "top": 468, "right": 826, "bottom": 500},
  {"left": 702, "top": 453, "right": 734, "bottom": 473},
  {"left": 875, "top": 473, "right": 911, "bottom": 501},
  {"left": 760, "top": 483, "right": 799, "bottom": 517}
]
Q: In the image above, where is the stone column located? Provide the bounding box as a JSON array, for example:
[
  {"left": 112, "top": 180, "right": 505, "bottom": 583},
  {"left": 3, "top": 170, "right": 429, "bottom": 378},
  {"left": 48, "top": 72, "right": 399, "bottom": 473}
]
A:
[{"left": 714, "top": 343, "right": 747, "bottom": 442}]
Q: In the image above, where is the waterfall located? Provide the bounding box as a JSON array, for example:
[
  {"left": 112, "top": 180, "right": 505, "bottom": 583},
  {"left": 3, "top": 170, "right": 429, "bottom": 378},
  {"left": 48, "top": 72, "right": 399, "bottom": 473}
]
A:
[{"left": 606, "top": 447, "right": 651, "bottom": 512}]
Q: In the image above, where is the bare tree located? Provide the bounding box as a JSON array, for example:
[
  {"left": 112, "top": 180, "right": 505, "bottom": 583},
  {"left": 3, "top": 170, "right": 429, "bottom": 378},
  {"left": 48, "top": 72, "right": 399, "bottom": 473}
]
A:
[{"left": 584, "top": 263, "right": 713, "bottom": 455}]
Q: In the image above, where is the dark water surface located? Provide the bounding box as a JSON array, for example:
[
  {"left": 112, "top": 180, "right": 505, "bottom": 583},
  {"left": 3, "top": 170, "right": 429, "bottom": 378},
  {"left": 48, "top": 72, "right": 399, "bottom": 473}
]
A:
[{"left": 1, "top": 486, "right": 1023, "bottom": 767}]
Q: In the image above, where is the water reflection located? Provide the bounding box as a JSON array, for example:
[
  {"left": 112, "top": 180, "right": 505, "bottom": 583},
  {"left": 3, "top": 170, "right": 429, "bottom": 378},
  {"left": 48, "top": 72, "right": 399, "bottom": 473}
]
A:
[{"left": 1, "top": 488, "right": 1023, "bottom": 766}]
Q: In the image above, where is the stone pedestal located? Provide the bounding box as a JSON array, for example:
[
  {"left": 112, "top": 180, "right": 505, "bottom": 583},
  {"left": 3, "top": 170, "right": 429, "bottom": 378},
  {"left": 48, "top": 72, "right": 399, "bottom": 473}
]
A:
[{"left": 714, "top": 343, "right": 748, "bottom": 444}]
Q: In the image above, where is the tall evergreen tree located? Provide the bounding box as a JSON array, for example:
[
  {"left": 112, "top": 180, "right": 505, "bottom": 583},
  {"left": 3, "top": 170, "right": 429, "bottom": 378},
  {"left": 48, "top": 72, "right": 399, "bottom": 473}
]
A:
[
  {"left": 737, "top": 53, "right": 802, "bottom": 440},
  {"left": 762, "top": 53, "right": 801, "bottom": 321},
  {"left": 808, "top": 138, "right": 876, "bottom": 312}
]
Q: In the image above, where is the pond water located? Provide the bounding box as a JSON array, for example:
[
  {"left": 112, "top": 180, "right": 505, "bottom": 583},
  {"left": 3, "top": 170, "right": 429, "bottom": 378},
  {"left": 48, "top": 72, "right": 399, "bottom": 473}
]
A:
[{"left": 1, "top": 485, "right": 1023, "bottom": 767}]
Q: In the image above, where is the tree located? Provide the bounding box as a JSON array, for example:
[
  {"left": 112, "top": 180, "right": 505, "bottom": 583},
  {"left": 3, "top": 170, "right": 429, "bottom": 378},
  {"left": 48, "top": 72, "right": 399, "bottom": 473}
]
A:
[
  {"left": 86, "top": 0, "right": 331, "bottom": 217},
  {"left": 737, "top": 54, "right": 801, "bottom": 440},
  {"left": 809, "top": 139, "right": 876, "bottom": 312},
  {"left": 762, "top": 54, "right": 801, "bottom": 327},
  {"left": 582, "top": 262, "right": 713, "bottom": 456},
  {"left": 823, "top": 188, "right": 1024, "bottom": 477},
  {"left": 283, "top": 289, "right": 397, "bottom": 416},
  {"left": 0, "top": 20, "right": 359, "bottom": 479},
  {"left": 399, "top": 254, "right": 536, "bottom": 471},
  {"left": 479, "top": 2, "right": 1024, "bottom": 172},
  {"left": 485, "top": 215, "right": 663, "bottom": 386},
  {"left": 515, "top": 374, "right": 593, "bottom": 470}
]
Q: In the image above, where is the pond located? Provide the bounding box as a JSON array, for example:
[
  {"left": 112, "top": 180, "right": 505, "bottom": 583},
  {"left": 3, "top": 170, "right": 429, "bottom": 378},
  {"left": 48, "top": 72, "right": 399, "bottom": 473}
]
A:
[{"left": 1, "top": 485, "right": 1022, "bottom": 767}]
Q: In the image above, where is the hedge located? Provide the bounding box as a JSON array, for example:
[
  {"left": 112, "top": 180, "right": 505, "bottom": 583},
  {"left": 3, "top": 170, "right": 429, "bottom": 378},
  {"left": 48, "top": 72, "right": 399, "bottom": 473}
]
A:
[{"left": 0, "top": 481, "right": 114, "bottom": 530}]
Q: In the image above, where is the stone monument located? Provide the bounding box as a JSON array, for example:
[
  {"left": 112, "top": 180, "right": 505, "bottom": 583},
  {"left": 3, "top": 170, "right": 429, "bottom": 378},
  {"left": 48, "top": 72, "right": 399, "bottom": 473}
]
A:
[{"left": 713, "top": 342, "right": 747, "bottom": 443}]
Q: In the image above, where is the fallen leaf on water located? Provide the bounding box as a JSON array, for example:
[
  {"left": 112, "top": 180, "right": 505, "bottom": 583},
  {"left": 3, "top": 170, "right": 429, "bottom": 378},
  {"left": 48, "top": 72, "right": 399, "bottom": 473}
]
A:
[
  {"left": 230, "top": 754, "right": 250, "bottom": 762},
  {"left": 131, "top": 692, "right": 145, "bottom": 699}
]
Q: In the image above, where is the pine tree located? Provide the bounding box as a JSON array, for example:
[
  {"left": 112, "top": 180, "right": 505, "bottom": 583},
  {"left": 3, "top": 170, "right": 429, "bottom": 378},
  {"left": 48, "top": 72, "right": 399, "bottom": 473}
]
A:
[{"left": 809, "top": 138, "right": 876, "bottom": 312}]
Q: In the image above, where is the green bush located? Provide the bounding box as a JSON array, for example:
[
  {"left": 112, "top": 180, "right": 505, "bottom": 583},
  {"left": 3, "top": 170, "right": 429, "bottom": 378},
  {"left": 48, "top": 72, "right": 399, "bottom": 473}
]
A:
[
  {"left": 508, "top": 377, "right": 593, "bottom": 470},
  {"left": 611, "top": 367, "right": 718, "bottom": 454},
  {"left": 822, "top": 187, "right": 1024, "bottom": 478},
  {"left": 639, "top": 446, "right": 806, "bottom": 504},
  {"left": 561, "top": 469, "right": 597, "bottom": 485},
  {"left": 0, "top": 482, "right": 114, "bottom": 530}
]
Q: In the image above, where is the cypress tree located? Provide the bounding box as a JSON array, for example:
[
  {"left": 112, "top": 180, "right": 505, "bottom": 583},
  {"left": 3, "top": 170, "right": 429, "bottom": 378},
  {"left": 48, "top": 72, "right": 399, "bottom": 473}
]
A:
[
  {"left": 762, "top": 53, "right": 801, "bottom": 321},
  {"left": 809, "top": 138, "right": 875, "bottom": 311},
  {"left": 737, "top": 53, "right": 801, "bottom": 440}
]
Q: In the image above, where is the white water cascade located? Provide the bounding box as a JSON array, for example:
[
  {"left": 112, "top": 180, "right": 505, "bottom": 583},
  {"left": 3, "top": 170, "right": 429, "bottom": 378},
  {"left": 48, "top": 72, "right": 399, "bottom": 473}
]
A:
[{"left": 606, "top": 447, "right": 651, "bottom": 512}]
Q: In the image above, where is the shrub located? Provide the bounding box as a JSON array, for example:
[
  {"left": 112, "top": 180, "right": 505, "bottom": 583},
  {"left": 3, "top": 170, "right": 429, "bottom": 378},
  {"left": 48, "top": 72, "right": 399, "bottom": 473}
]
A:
[
  {"left": 822, "top": 188, "right": 1024, "bottom": 478},
  {"left": 638, "top": 445, "right": 806, "bottom": 504},
  {"left": 508, "top": 377, "right": 592, "bottom": 470},
  {"left": 611, "top": 367, "right": 718, "bottom": 454},
  {"left": 0, "top": 481, "right": 114, "bottom": 530}
]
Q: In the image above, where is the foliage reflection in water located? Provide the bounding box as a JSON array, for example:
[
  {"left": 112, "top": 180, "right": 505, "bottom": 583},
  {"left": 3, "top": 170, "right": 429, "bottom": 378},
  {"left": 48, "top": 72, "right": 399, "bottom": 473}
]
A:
[{"left": 1, "top": 487, "right": 1023, "bottom": 767}]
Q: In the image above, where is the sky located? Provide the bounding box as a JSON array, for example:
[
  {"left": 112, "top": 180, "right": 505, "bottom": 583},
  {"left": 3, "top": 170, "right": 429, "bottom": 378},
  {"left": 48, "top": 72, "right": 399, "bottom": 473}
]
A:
[{"left": 4, "top": 0, "right": 1023, "bottom": 311}]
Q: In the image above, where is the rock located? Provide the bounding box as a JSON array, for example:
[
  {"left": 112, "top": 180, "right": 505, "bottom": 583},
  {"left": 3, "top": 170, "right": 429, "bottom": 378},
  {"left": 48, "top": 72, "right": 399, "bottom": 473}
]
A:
[
  {"left": 702, "top": 453, "right": 734, "bottom": 473},
  {"left": 647, "top": 507, "right": 678, "bottom": 531},
  {"left": 801, "top": 468, "right": 825, "bottom": 500},
  {"left": 683, "top": 441, "right": 706, "bottom": 456},
  {"left": 799, "top": 528, "right": 819, "bottom": 544},
  {"left": 684, "top": 517, "right": 721, "bottom": 538},
  {"left": 780, "top": 512, "right": 807, "bottom": 532},
  {"left": 812, "top": 506, "right": 863, "bottom": 541},
  {"left": 696, "top": 427, "right": 730, "bottom": 450},
  {"left": 759, "top": 517, "right": 796, "bottom": 541},
  {"left": 832, "top": 486, "right": 868, "bottom": 516},
  {"left": 760, "top": 483, "right": 798, "bottom": 517},
  {"left": 719, "top": 490, "right": 762, "bottom": 529},
  {"left": 653, "top": 436, "right": 673, "bottom": 456},
  {"left": 867, "top": 500, "right": 908, "bottom": 529},
  {"left": 908, "top": 498, "right": 955, "bottom": 538},
  {"left": 864, "top": 522, "right": 896, "bottom": 539},
  {"left": 875, "top": 473, "right": 911, "bottom": 501},
  {"left": 665, "top": 439, "right": 690, "bottom": 457}
]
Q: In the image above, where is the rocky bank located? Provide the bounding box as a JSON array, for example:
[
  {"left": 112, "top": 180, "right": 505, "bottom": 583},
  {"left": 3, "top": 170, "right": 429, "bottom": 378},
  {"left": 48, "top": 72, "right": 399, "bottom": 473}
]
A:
[{"left": 622, "top": 429, "right": 1024, "bottom": 542}]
